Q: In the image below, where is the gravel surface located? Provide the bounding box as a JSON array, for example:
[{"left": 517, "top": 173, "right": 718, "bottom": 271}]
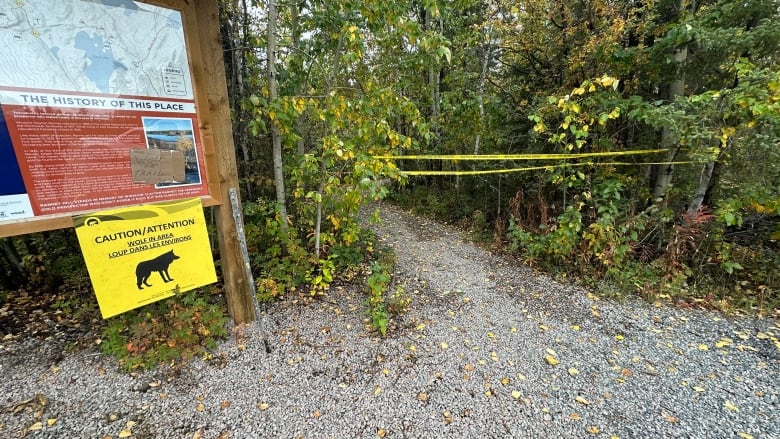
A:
[{"left": 1, "top": 203, "right": 778, "bottom": 438}]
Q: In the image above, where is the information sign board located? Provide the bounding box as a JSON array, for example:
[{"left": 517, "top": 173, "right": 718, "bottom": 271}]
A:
[{"left": 0, "top": 0, "right": 210, "bottom": 225}]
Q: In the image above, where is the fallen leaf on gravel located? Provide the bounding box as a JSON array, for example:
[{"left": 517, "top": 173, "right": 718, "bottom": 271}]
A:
[
  {"left": 587, "top": 426, "right": 600, "bottom": 434},
  {"left": 693, "top": 386, "right": 705, "bottom": 392},
  {"left": 621, "top": 368, "right": 632, "bottom": 378},
  {"left": 737, "top": 433, "right": 754, "bottom": 439},
  {"left": 698, "top": 344, "right": 709, "bottom": 351},
  {"left": 257, "top": 402, "right": 270, "bottom": 410},
  {"left": 443, "top": 410, "right": 453, "bottom": 424},
  {"left": 440, "top": 342, "right": 448, "bottom": 350},
  {"left": 192, "top": 429, "right": 203, "bottom": 439},
  {"left": 374, "top": 386, "right": 383, "bottom": 396},
  {"left": 196, "top": 403, "right": 205, "bottom": 412},
  {"left": 517, "top": 373, "right": 527, "bottom": 380},
  {"left": 575, "top": 396, "right": 590, "bottom": 405},
  {"left": 539, "top": 324, "right": 548, "bottom": 331},
  {"left": 511, "top": 327, "right": 518, "bottom": 333},
  {"left": 417, "top": 392, "right": 429, "bottom": 402},
  {"left": 220, "top": 401, "right": 231, "bottom": 409},
  {"left": 377, "top": 428, "right": 387, "bottom": 438},
  {"left": 725, "top": 400, "right": 739, "bottom": 412},
  {"left": 545, "top": 355, "right": 559, "bottom": 365},
  {"left": 615, "top": 334, "right": 624, "bottom": 341},
  {"left": 118, "top": 430, "right": 132, "bottom": 438},
  {"left": 490, "top": 351, "right": 499, "bottom": 362},
  {"left": 716, "top": 337, "right": 733, "bottom": 348},
  {"left": 47, "top": 418, "right": 58, "bottom": 426},
  {"left": 568, "top": 367, "right": 579, "bottom": 376},
  {"left": 591, "top": 307, "right": 601, "bottom": 318},
  {"left": 663, "top": 413, "right": 678, "bottom": 423},
  {"left": 511, "top": 390, "right": 522, "bottom": 400},
  {"left": 312, "top": 410, "right": 321, "bottom": 418},
  {"left": 487, "top": 332, "right": 495, "bottom": 339},
  {"left": 501, "top": 377, "right": 510, "bottom": 385},
  {"left": 570, "top": 413, "right": 581, "bottom": 420},
  {"left": 572, "top": 325, "right": 580, "bottom": 331},
  {"left": 28, "top": 422, "right": 43, "bottom": 431}
]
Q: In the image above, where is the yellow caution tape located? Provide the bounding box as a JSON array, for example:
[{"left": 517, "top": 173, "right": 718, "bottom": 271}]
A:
[
  {"left": 399, "top": 161, "right": 698, "bottom": 176},
  {"left": 375, "top": 149, "right": 669, "bottom": 161}
]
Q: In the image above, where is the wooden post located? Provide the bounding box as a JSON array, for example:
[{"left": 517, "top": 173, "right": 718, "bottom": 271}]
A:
[{"left": 191, "top": 0, "right": 256, "bottom": 323}]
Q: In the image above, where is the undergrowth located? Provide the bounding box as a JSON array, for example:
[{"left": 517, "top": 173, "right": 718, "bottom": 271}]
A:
[{"left": 100, "top": 287, "right": 228, "bottom": 371}]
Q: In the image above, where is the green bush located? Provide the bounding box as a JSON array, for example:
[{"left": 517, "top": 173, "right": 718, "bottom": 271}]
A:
[{"left": 100, "top": 288, "right": 228, "bottom": 371}]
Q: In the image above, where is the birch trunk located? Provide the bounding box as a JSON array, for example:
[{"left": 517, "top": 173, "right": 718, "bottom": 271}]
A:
[{"left": 267, "top": 0, "right": 289, "bottom": 229}]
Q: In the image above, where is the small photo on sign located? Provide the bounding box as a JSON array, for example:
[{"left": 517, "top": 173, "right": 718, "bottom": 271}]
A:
[{"left": 141, "top": 116, "right": 202, "bottom": 187}]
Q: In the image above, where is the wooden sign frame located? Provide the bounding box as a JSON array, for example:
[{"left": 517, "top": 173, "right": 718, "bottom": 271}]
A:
[{"left": 0, "top": 0, "right": 256, "bottom": 323}]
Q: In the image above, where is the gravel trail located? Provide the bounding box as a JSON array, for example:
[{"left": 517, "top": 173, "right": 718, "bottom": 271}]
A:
[{"left": 1, "top": 203, "right": 778, "bottom": 438}]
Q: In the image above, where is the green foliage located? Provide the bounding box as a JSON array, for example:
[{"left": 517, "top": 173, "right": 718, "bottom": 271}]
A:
[
  {"left": 100, "top": 289, "right": 228, "bottom": 371},
  {"left": 364, "top": 248, "right": 407, "bottom": 336}
]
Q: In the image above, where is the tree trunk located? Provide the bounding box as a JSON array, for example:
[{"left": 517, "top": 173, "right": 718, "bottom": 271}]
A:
[
  {"left": 651, "top": 46, "right": 687, "bottom": 201},
  {"left": 687, "top": 161, "right": 715, "bottom": 214},
  {"left": 474, "top": 26, "right": 493, "bottom": 155},
  {"left": 267, "top": 0, "right": 289, "bottom": 229}
]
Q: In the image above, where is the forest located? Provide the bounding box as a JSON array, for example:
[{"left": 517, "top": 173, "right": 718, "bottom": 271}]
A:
[
  {"left": 217, "top": 0, "right": 779, "bottom": 315},
  {"left": 0, "top": 0, "right": 778, "bottom": 357}
]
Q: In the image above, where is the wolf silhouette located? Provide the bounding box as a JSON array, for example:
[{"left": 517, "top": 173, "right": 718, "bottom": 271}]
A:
[{"left": 135, "top": 250, "right": 180, "bottom": 289}]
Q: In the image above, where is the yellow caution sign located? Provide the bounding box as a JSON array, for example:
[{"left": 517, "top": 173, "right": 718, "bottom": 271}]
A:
[{"left": 74, "top": 198, "right": 217, "bottom": 319}]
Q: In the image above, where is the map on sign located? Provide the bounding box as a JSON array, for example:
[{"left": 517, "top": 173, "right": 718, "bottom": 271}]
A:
[{"left": 0, "top": 0, "right": 192, "bottom": 99}]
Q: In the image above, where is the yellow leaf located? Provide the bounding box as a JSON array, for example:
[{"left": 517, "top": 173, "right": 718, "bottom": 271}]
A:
[
  {"left": 698, "top": 344, "right": 709, "bottom": 351},
  {"left": 568, "top": 367, "right": 579, "bottom": 376},
  {"left": 196, "top": 403, "right": 205, "bottom": 412},
  {"left": 575, "top": 396, "right": 590, "bottom": 405},
  {"left": 374, "top": 386, "right": 383, "bottom": 396},
  {"left": 518, "top": 373, "right": 527, "bottom": 380},
  {"left": 377, "top": 428, "right": 387, "bottom": 438},
  {"left": 693, "top": 386, "right": 705, "bottom": 392},
  {"left": 28, "top": 422, "right": 43, "bottom": 431},
  {"left": 511, "top": 390, "right": 522, "bottom": 400},
  {"left": 47, "top": 418, "right": 58, "bottom": 426},
  {"left": 539, "top": 324, "right": 548, "bottom": 331},
  {"left": 545, "top": 355, "right": 559, "bottom": 366},
  {"left": 716, "top": 337, "right": 733, "bottom": 348},
  {"left": 571, "top": 325, "right": 580, "bottom": 331},
  {"left": 417, "top": 392, "right": 429, "bottom": 402},
  {"left": 118, "top": 430, "right": 132, "bottom": 438},
  {"left": 725, "top": 400, "right": 739, "bottom": 412},
  {"left": 737, "top": 433, "right": 754, "bottom": 439},
  {"left": 587, "top": 425, "right": 600, "bottom": 434},
  {"left": 570, "top": 412, "right": 581, "bottom": 420},
  {"left": 501, "top": 377, "right": 510, "bottom": 385},
  {"left": 220, "top": 401, "right": 231, "bottom": 409},
  {"left": 511, "top": 327, "right": 518, "bottom": 333},
  {"left": 615, "top": 334, "right": 624, "bottom": 341},
  {"left": 487, "top": 332, "right": 495, "bottom": 338},
  {"left": 257, "top": 402, "right": 270, "bottom": 410},
  {"left": 440, "top": 342, "right": 449, "bottom": 350},
  {"left": 268, "top": 110, "right": 275, "bottom": 121}
]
